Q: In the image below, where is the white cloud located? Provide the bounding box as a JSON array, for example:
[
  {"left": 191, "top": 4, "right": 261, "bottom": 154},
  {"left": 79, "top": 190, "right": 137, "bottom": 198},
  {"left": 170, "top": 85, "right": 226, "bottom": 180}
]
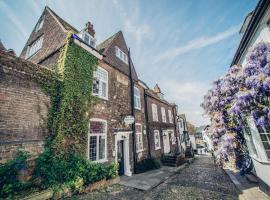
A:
[
  {"left": 155, "top": 25, "right": 240, "bottom": 63},
  {"left": 161, "top": 80, "right": 210, "bottom": 126},
  {"left": 124, "top": 19, "right": 152, "bottom": 46},
  {"left": 0, "top": 1, "right": 28, "bottom": 37}
]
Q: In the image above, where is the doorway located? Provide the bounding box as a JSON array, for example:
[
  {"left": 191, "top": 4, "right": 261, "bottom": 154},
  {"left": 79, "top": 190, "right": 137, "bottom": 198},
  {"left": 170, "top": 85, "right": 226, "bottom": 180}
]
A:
[
  {"left": 117, "top": 140, "right": 124, "bottom": 175},
  {"left": 163, "top": 130, "right": 170, "bottom": 154}
]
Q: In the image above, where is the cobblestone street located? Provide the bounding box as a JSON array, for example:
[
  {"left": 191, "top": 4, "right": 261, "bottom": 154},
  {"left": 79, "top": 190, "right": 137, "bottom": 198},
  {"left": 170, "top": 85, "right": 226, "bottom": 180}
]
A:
[{"left": 67, "top": 156, "right": 240, "bottom": 200}]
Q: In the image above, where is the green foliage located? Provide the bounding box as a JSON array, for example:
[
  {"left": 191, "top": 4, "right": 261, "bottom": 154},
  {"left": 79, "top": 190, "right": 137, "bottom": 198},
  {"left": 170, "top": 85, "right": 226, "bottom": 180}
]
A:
[
  {"left": 0, "top": 151, "right": 32, "bottom": 199},
  {"left": 34, "top": 148, "right": 118, "bottom": 190},
  {"left": 136, "top": 158, "right": 161, "bottom": 173}
]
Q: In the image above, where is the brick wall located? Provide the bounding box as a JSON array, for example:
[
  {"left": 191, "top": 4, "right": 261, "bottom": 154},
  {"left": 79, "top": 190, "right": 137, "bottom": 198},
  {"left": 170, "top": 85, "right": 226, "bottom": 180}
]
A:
[{"left": 0, "top": 51, "right": 51, "bottom": 163}]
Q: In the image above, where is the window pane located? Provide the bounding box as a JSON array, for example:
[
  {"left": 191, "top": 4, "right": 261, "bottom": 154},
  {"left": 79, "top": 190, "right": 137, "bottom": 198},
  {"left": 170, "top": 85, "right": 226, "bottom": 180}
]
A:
[
  {"left": 101, "top": 82, "right": 107, "bottom": 98},
  {"left": 260, "top": 134, "right": 268, "bottom": 141},
  {"left": 136, "top": 124, "right": 142, "bottom": 133},
  {"left": 89, "top": 136, "right": 97, "bottom": 161},
  {"left": 266, "top": 151, "right": 270, "bottom": 159},
  {"left": 99, "top": 135, "right": 105, "bottom": 159},
  {"left": 90, "top": 121, "right": 105, "bottom": 134},
  {"left": 263, "top": 142, "right": 270, "bottom": 150}
]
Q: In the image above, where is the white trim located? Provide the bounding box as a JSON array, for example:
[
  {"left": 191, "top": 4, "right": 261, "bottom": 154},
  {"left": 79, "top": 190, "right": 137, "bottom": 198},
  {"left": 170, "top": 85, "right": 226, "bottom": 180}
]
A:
[
  {"left": 154, "top": 130, "right": 161, "bottom": 150},
  {"left": 88, "top": 118, "right": 107, "bottom": 163},
  {"left": 135, "top": 123, "right": 143, "bottom": 152},
  {"left": 161, "top": 107, "right": 166, "bottom": 123},
  {"left": 115, "top": 131, "right": 132, "bottom": 176},
  {"left": 134, "top": 86, "right": 141, "bottom": 110},
  {"left": 152, "top": 103, "right": 158, "bottom": 121},
  {"left": 92, "top": 66, "right": 109, "bottom": 100},
  {"left": 74, "top": 39, "right": 103, "bottom": 60}
]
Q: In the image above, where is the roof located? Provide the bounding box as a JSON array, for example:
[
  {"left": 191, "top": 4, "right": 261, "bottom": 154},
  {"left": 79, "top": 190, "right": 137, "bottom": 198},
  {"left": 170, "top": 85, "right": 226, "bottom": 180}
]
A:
[
  {"left": 45, "top": 6, "right": 79, "bottom": 33},
  {"left": 97, "top": 31, "right": 139, "bottom": 80},
  {"left": 231, "top": 0, "right": 270, "bottom": 66},
  {"left": 146, "top": 88, "right": 174, "bottom": 107}
]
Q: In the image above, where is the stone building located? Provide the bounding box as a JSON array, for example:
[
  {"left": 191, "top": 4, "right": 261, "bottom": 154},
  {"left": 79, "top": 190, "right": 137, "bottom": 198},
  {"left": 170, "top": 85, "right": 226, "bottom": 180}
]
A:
[{"left": 1, "top": 6, "right": 181, "bottom": 175}]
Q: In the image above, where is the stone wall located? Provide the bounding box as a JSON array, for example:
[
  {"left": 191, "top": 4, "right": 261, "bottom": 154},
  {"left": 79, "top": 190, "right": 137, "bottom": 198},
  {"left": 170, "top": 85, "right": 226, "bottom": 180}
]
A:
[{"left": 0, "top": 51, "right": 51, "bottom": 163}]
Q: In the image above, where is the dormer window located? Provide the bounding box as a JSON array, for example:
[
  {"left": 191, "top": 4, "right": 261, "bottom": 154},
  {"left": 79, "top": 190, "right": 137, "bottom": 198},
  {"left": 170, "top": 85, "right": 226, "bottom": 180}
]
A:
[
  {"left": 79, "top": 31, "right": 96, "bottom": 48},
  {"left": 35, "top": 17, "right": 44, "bottom": 32},
  {"left": 26, "top": 35, "right": 43, "bottom": 58},
  {"left": 115, "top": 46, "right": 128, "bottom": 64}
]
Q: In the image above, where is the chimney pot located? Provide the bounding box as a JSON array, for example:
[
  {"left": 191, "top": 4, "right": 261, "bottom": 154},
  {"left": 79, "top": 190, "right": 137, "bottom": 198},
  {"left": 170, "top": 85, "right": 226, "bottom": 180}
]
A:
[{"left": 85, "top": 21, "right": 95, "bottom": 37}]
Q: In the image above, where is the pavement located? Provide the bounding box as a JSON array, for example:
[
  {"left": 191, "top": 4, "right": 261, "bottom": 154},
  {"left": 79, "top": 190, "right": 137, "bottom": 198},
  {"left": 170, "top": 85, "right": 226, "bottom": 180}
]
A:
[
  {"left": 119, "top": 163, "right": 188, "bottom": 190},
  {"left": 66, "top": 156, "right": 268, "bottom": 200},
  {"left": 224, "top": 169, "right": 270, "bottom": 200}
]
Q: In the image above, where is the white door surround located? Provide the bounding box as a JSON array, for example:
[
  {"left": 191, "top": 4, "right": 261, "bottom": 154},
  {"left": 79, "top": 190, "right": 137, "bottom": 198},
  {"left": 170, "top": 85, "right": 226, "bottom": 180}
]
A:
[
  {"left": 162, "top": 130, "right": 170, "bottom": 154},
  {"left": 114, "top": 131, "right": 132, "bottom": 176}
]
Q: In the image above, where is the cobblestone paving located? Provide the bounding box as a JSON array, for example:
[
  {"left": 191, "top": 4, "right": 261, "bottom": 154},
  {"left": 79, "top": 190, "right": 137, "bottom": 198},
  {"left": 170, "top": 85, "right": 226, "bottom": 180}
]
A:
[{"left": 66, "top": 156, "right": 240, "bottom": 200}]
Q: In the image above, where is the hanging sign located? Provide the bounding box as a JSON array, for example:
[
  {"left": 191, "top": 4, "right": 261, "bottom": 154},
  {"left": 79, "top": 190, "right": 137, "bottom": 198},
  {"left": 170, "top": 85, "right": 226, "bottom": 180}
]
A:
[{"left": 124, "top": 115, "right": 135, "bottom": 125}]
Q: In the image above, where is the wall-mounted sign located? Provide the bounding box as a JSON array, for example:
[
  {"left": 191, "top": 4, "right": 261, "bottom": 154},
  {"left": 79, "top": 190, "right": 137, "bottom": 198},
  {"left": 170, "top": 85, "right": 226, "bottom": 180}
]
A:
[{"left": 124, "top": 115, "right": 135, "bottom": 125}]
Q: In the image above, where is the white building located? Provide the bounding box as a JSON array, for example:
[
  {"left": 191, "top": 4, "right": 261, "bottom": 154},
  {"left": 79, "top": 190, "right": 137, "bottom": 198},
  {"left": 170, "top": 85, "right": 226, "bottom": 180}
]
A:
[{"left": 231, "top": 0, "right": 270, "bottom": 188}]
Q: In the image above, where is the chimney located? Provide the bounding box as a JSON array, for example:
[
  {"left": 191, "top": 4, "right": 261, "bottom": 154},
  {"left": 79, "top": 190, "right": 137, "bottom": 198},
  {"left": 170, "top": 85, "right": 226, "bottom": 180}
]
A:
[
  {"left": 153, "top": 84, "right": 161, "bottom": 94},
  {"left": 85, "top": 21, "right": 95, "bottom": 37}
]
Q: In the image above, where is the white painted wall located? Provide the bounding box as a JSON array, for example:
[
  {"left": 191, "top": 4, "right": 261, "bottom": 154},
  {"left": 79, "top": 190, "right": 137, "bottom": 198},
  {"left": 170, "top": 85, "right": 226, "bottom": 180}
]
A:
[{"left": 238, "top": 6, "right": 270, "bottom": 187}]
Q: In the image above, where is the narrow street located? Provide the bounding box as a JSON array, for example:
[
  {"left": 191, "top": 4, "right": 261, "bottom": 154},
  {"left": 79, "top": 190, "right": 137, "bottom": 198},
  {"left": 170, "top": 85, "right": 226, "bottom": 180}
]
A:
[{"left": 68, "top": 156, "right": 240, "bottom": 200}]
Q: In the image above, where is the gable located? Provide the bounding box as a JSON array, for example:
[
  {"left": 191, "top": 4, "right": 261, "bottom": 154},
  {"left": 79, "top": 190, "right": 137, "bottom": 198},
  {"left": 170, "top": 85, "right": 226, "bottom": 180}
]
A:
[
  {"left": 99, "top": 31, "right": 138, "bottom": 80},
  {"left": 20, "top": 7, "right": 68, "bottom": 67}
]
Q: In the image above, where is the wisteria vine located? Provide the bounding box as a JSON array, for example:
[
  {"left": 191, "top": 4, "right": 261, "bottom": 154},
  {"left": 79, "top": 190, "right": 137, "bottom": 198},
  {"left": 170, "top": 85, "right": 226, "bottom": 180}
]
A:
[{"left": 201, "top": 42, "right": 270, "bottom": 165}]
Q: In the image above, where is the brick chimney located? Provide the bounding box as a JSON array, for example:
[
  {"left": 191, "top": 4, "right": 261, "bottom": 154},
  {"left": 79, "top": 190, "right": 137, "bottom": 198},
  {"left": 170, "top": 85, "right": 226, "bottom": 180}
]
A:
[
  {"left": 153, "top": 84, "right": 161, "bottom": 94},
  {"left": 85, "top": 21, "right": 95, "bottom": 37}
]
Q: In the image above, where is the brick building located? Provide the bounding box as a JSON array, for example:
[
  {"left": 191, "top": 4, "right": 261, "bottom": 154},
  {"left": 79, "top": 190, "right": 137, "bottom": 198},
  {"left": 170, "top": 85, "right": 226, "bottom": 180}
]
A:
[{"left": 1, "top": 6, "right": 182, "bottom": 175}]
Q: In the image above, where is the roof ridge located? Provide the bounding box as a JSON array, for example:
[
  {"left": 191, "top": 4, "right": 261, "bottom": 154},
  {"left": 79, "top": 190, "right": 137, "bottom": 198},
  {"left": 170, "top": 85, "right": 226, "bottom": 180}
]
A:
[
  {"left": 45, "top": 6, "right": 78, "bottom": 33},
  {"left": 97, "top": 30, "right": 122, "bottom": 54}
]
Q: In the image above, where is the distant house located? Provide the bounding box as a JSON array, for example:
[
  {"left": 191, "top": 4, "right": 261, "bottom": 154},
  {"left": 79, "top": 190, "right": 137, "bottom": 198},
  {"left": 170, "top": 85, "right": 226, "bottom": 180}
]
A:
[{"left": 231, "top": 0, "right": 270, "bottom": 187}]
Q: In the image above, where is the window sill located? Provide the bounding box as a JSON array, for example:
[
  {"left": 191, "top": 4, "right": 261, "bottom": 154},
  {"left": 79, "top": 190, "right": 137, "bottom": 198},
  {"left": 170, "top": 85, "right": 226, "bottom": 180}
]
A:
[
  {"left": 93, "top": 95, "right": 108, "bottom": 101},
  {"left": 92, "top": 159, "right": 108, "bottom": 163},
  {"left": 136, "top": 149, "right": 144, "bottom": 153},
  {"left": 155, "top": 147, "right": 161, "bottom": 150},
  {"left": 250, "top": 155, "right": 270, "bottom": 165},
  {"left": 135, "top": 107, "right": 141, "bottom": 111}
]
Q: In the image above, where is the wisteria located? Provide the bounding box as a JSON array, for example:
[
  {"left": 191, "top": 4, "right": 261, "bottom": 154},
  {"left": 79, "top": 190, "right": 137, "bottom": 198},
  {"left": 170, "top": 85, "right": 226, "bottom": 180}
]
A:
[{"left": 201, "top": 42, "right": 270, "bottom": 166}]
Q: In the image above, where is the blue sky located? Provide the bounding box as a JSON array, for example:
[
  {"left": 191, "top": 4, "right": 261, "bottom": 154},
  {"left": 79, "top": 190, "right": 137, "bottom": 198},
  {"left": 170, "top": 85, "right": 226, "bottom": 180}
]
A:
[{"left": 0, "top": 0, "right": 258, "bottom": 126}]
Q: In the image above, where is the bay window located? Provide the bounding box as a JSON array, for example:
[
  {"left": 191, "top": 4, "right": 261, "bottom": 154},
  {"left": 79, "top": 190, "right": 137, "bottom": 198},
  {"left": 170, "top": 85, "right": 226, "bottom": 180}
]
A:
[{"left": 89, "top": 119, "right": 107, "bottom": 162}]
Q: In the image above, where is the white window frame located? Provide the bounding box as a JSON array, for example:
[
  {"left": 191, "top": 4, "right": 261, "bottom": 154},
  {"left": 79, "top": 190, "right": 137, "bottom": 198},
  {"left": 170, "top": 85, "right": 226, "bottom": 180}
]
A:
[
  {"left": 26, "top": 35, "right": 44, "bottom": 58},
  {"left": 161, "top": 107, "right": 166, "bottom": 123},
  {"left": 88, "top": 118, "right": 107, "bottom": 163},
  {"left": 154, "top": 130, "right": 161, "bottom": 150},
  {"left": 82, "top": 31, "right": 96, "bottom": 48},
  {"left": 152, "top": 103, "right": 158, "bottom": 121},
  {"left": 35, "top": 17, "right": 44, "bottom": 32},
  {"left": 115, "top": 46, "right": 128, "bottom": 64},
  {"left": 245, "top": 117, "right": 270, "bottom": 163},
  {"left": 136, "top": 123, "right": 143, "bottom": 152},
  {"left": 92, "top": 66, "right": 108, "bottom": 100},
  {"left": 168, "top": 110, "right": 173, "bottom": 123},
  {"left": 134, "top": 86, "right": 141, "bottom": 110}
]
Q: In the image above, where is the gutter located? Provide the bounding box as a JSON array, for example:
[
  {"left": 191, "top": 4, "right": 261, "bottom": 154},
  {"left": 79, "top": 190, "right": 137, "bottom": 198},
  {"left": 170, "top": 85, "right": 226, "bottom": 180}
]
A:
[
  {"left": 231, "top": 0, "right": 270, "bottom": 66},
  {"left": 144, "top": 89, "right": 152, "bottom": 158}
]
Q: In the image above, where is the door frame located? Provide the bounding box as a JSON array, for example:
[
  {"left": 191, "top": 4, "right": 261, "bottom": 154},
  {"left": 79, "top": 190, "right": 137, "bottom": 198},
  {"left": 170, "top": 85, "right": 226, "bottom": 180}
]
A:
[
  {"left": 114, "top": 131, "right": 132, "bottom": 176},
  {"left": 162, "top": 130, "right": 170, "bottom": 154}
]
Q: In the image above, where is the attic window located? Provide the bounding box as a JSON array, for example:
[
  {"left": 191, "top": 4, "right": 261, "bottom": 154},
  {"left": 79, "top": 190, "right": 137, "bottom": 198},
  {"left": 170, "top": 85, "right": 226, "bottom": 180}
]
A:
[
  {"left": 80, "top": 31, "right": 96, "bottom": 48},
  {"left": 26, "top": 35, "right": 43, "bottom": 58},
  {"left": 115, "top": 46, "right": 128, "bottom": 64},
  {"left": 35, "top": 17, "right": 44, "bottom": 32}
]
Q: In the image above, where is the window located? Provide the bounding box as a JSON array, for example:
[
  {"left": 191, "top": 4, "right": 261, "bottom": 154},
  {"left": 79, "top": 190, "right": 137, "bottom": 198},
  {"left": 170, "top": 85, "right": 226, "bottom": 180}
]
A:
[
  {"left": 115, "top": 46, "right": 128, "bottom": 64},
  {"left": 243, "top": 119, "right": 258, "bottom": 157},
  {"left": 257, "top": 126, "right": 270, "bottom": 160},
  {"left": 35, "top": 17, "right": 44, "bottom": 32},
  {"left": 152, "top": 104, "right": 158, "bottom": 121},
  {"left": 161, "top": 107, "right": 166, "bottom": 123},
  {"left": 82, "top": 32, "right": 96, "bottom": 48},
  {"left": 92, "top": 67, "right": 108, "bottom": 99},
  {"left": 134, "top": 87, "right": 141, "bottom": 110},
  {"left": 168, "top": 110, "right": 173, "bottom": 123},
  {"left": 169, "top": 130, "right": 176, "bottom": 144},
  {"left": 26, "top": 35, "right": 43, "bottom": 58},
  {"left": 136, "top": 124, "right": 143, "bottom": 152},
  {"left": 154, "top": 130, "right": 161, "bottom": 150},
  {"left": 89, "top": 119, "right": 107, "bottom": 162}
]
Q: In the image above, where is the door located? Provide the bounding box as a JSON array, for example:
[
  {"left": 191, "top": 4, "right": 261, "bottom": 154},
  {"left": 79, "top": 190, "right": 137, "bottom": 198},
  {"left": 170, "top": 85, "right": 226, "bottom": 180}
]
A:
[
  {"left": 117, "top": 140, "right": 124, "bottom": 175},
  {"left": 163, "top": 130, "right": 170, "bottom": 154}
]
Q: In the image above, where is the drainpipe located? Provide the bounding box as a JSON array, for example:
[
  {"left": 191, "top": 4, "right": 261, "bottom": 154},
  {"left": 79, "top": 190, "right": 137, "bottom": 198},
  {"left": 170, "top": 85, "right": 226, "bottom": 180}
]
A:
[
  {"left": 172, "top": 104, "right": 180, "bottom": 154},
  {"left": 128, "top": 48, "right": 137, "bottom": 174},
  {"left": 144, "top": 90, "right": 152, "bottom": 158}
]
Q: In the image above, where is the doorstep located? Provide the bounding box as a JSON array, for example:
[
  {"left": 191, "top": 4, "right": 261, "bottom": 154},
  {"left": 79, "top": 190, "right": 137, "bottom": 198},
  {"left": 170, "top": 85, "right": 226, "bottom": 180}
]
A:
[
  {"left": 119, "top": 163, "right": 188, "bottom": 191},
  {"left": 224, "top": 169, "right": 269, "bottom": 200}
]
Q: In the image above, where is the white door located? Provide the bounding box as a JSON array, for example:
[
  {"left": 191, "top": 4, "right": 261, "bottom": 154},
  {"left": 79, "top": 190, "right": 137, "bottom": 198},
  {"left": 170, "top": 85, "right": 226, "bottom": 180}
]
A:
[{"left": 163, "top": 130, "right": 170, "bottom": 153}]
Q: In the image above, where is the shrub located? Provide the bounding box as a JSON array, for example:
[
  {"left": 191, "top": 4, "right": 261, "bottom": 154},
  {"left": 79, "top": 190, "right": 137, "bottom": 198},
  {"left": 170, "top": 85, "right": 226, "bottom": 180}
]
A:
[
  {"left": 34, "top": 149, "right": 118, "bottom": 189},
  {"left": 0, "top": 151, "right": 32, "bottom": 199},
  {"left": 136, "top": 157, "right": 161, "bottom": 173}
]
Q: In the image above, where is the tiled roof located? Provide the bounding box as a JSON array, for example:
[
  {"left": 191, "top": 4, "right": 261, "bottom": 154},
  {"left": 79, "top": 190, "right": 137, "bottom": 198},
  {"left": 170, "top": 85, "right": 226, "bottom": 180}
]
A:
[
  {"left": 46, "top": 6, "right": 79, "bottom": 33},
  {"left": 97, "top": 31, "right": 120, "bottom": 53}
]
